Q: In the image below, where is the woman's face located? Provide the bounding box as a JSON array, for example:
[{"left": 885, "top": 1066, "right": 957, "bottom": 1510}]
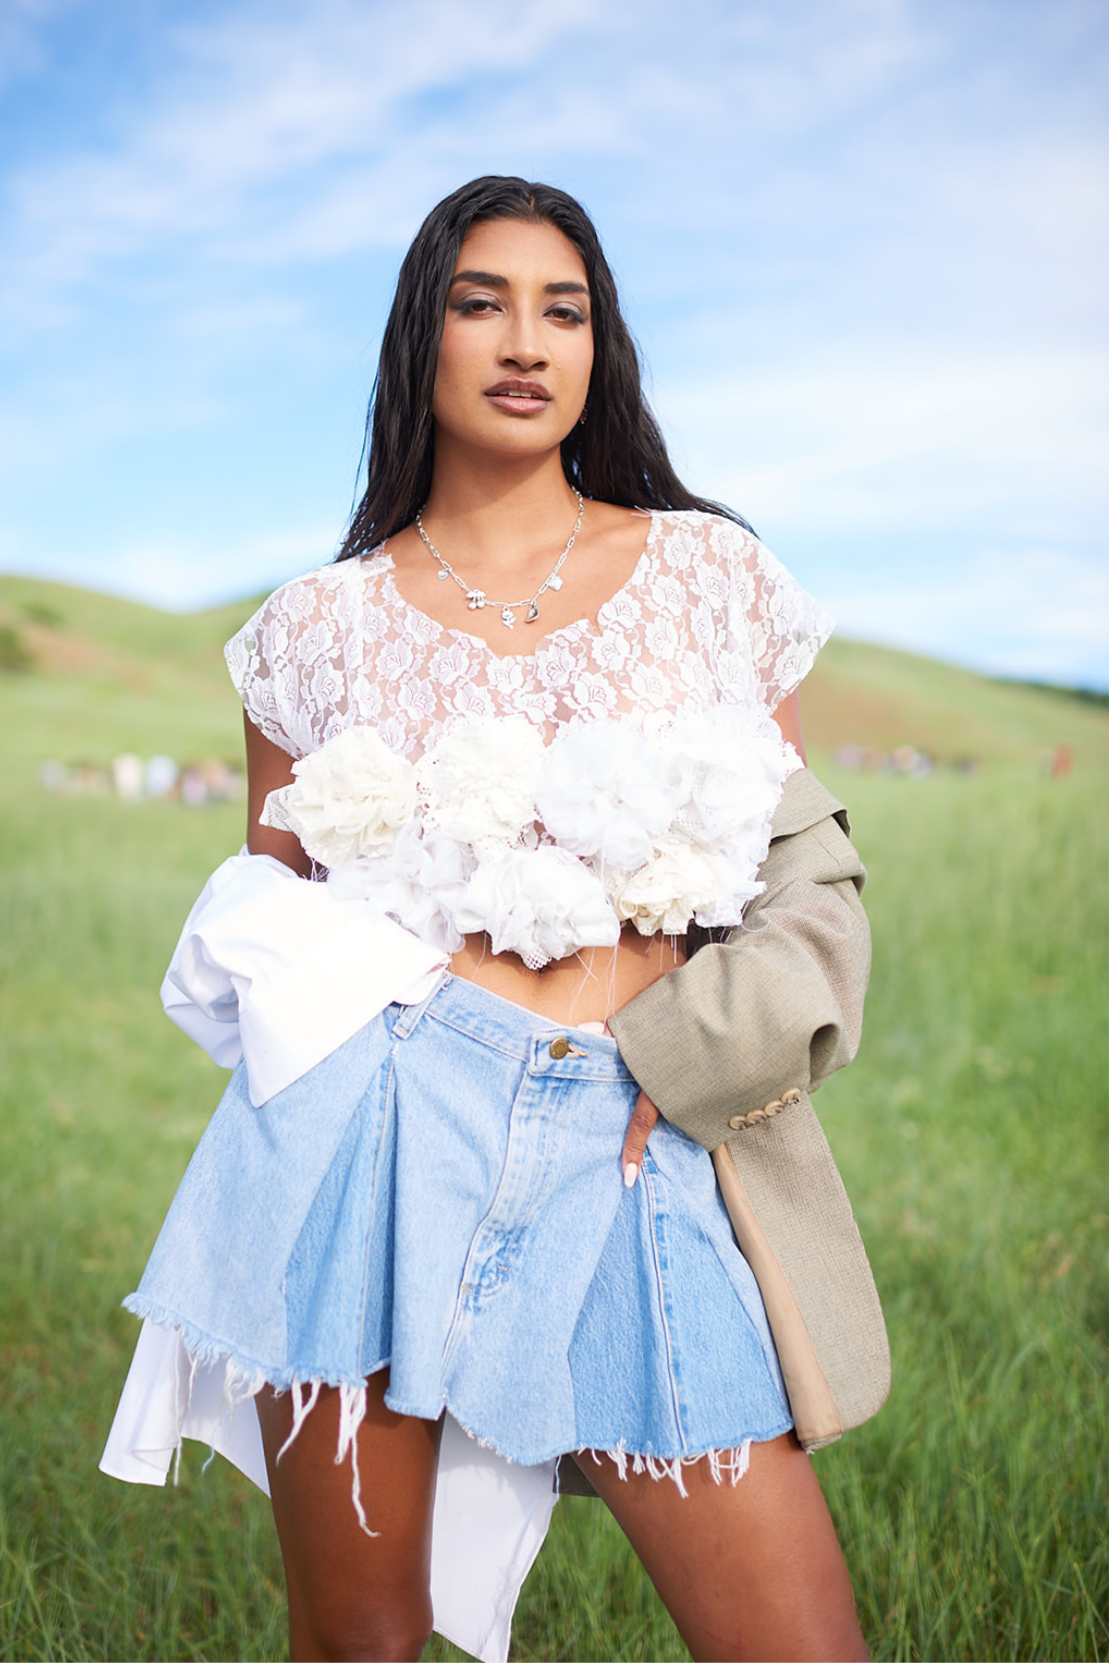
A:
[{"left": 431, "top": 217, "right": 593, "bottom": 462}]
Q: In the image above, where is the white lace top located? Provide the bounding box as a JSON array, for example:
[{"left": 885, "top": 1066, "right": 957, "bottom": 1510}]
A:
[{"left": 226, "top": 510, "right": 833, "bottom": 968}]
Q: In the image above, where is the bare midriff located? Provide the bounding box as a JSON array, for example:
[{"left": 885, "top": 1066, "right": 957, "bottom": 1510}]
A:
[{"left": 449, "top": 925, "right": 684, "bottom": 1026}]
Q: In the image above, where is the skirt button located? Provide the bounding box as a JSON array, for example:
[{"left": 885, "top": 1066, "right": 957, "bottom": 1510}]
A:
[{"left": 549, "top": 1036, "right": 570, "bottom": 1059}]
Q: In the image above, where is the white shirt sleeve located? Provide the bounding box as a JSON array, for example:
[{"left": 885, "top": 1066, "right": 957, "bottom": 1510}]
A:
[{"left": 160, "top": 850, "right": 448, "bottom": 1106}]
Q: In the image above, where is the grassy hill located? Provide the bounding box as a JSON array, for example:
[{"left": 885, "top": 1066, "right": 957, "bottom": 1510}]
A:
[
  {"left": 1, "top": 572, "right": 1105, "bottom": 781},
  {"left": 804, "top": 635, "right": 1106, "bottom": 773},
  {"left": 0, "top": 576, "right": 262, "bottom": 774}
]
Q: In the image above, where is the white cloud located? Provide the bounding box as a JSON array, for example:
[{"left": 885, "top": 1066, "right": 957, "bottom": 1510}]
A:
[
  {"left": 659, "top": 338, "right": 1109, "bottom": 686},
  {"left": 32, "top": 523, "right": 341, "bottom": 612},
  {"left": 2, "top": 0, "right": 622, "bottom": 306},
  {"left": 828, "top": 544, "right": 1109, "bottom": 684},
  {"left": 0, "top": 0, "right": 82, "bottom": 89},
  {"left": 661, "top": 346, "right": 1108, "bottom": 534},
  {"left": 702, "top": 0, "right": 931, "bottom": 131},
  {"left": 0, "top": 0, "right": 943, "bottom": 314}
]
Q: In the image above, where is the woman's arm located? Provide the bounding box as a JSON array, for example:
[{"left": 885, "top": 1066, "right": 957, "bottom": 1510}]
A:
[
  {"left": 771, "top": 689, "right": 806, "bottom": 763},
  {"left": 243, "top": 713, "right": 313, "bottom": 876}
]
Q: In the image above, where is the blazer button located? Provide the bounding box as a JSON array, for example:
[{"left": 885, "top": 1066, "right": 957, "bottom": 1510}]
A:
[
  {"left": 728, "top": 1113, "right": 744, "bottom": 1131},
  {"left": 549, "top": 1036, "right": 570, "bottom": 1059},
  {"left": 781, "top": 1087, "right": 802, "bottom": 1106}
]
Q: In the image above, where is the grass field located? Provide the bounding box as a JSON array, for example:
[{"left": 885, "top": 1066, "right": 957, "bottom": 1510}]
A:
[{"left": 1, "top": 579, "right": 1106, "bottom": 1661}]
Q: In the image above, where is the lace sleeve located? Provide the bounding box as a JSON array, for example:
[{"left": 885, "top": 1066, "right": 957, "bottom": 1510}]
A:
[
  {"left": 225, "top": 569, "right": 354, "bottom": 758},
  {"left": 725, "top": 525, "right": 834, "bottom": 711},
  {"left": 225, "top": 566, "right": 371, "bottom": 759},
  {"left": 225, "top": 591, "right": 298, "bottom": 755}
]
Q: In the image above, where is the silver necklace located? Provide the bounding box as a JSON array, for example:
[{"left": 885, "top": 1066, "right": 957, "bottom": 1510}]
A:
[{"left": 414, "top": 492, "right": 584, "bottom": 630}]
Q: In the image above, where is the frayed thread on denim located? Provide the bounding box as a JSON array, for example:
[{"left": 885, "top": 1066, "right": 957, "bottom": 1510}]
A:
[
  {"left": 581, "top": 1438, "right": 753, "bottom": 1497},
  {"left": 123, "top": 1294, "right": 353, "bottom": 1395},
  {"left": 122, "top": 1304, "right": 380, "bottom": 1538},
  {"left": 160, "top": 1323, "right": 266, "bottom": 1487},
  {"left": 273, "top": 1378, "right": 378, "bottom": 1538}
]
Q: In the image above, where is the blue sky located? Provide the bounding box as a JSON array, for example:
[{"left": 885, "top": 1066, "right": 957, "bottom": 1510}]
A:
[{"left": 1, "top": 0, "right": 1106, "bottom": 685}]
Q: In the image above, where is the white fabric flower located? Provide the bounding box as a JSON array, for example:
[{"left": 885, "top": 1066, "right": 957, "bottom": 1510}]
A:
[
  {"left": 536, "top": 719, "right": 684, "bottom": 871},
  {"left": 639, "top": 705, "right": 799, "bottom": 927},
  {"left": 666, "top": 707, "right": 796, "bottom": 848},
  {"left": 455, "top": 846, "right": 620, "bottom": 970},
  {"left": 417, "top": 716, "right": 545, "bottom": 853},
  {"left": 260, "top": 726, "right": 417, "bottom": 866},
  {"left": 609, "top": 837, "right": 736, "bottom": 936},
  {"left": 326, "top": 823, "right": 473, "bottom": 955},
  {"left": 687, "top": 866, "right": 767, "bottom": 930}
]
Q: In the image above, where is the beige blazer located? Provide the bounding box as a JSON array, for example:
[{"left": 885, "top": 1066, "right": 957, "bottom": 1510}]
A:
[{"left": 564, "top": 769, "right": 889, "bottom": 1492}]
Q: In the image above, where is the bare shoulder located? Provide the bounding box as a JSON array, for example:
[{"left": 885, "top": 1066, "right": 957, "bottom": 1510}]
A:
[
  {"left": 579, "top": 502, "right": 657, "bottom": 574},
  {"left": 584, "top": 500, "right": 653, "bottom": 551}
]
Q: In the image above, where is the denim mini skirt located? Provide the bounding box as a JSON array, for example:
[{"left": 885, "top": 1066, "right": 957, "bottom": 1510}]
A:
[{"left": 125, "top": 972, "right": 792, "bottom": 1473}]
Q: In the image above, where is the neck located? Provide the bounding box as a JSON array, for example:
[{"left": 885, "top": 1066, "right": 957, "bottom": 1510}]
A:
[{"left": 420, "top": 449, "right": 582, "bottom": 573}]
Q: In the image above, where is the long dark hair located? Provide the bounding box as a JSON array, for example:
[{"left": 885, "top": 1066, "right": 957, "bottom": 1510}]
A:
[{"left": 338, "top": 176, "right": 751, "bottom": 559}]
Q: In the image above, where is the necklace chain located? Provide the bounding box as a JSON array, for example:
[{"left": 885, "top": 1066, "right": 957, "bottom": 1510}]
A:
[{"left": 414, "top": 492, "right": 585, "bottom": 630}]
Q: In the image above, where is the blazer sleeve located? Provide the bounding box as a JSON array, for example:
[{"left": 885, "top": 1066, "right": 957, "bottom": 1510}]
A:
[{"left": 607, "top": 768, "right": 870, "bottom": 1151}]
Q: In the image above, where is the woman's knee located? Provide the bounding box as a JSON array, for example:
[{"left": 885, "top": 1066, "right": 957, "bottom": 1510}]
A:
[
  {"left": 292, "top": 1584, "right": 434, "bottom": 1662},
  {"left": 257, "top": 1375, "right": 441, "bottom": 1661}
]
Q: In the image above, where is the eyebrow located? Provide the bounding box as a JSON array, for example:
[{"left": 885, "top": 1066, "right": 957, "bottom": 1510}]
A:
[{"left": 450, "top": 270, "right": 589, "bottom": 297}]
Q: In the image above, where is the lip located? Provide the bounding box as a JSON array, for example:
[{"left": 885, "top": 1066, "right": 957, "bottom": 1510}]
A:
[{"left": 484, "top": 378, "right": 552, "bottom": 416}]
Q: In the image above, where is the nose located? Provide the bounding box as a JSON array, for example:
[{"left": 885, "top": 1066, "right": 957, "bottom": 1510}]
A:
[{"left": 498, "top": 313, "right": 548, "bottom": 372}]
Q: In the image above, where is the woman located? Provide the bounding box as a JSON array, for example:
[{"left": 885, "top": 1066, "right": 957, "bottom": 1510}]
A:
[{"left": 103, "top": 176, "right": 876, "bottom": 1662}]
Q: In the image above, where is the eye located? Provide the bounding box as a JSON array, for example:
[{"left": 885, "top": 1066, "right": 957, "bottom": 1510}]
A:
[
  {"left": 548, "top": 303, "right": 588, "bottom": 325},
  {"left": 452, "top": 295, "right": 501, "bottom": 316}
]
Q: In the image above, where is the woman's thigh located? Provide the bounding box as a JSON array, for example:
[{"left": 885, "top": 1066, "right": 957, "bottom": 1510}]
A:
[
  {"left": 256, "top": 1370, "right": 443, "bottom": 1663},
  {"left": 576, "top": 1431, "right": 868, "bottom": 1663}
]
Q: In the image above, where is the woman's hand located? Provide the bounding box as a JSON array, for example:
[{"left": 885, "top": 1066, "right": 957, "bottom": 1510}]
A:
[{"left": 621, "top": 1088, "right": 660, "bottom": 1188}]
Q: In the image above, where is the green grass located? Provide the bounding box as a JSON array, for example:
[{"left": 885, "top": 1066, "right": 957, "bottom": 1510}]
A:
[
  {"left": 809, "top": 762, "right": 1108, "bottom": 1662},
  {"left": 0, "top": 581, "right": 1106, "bottom": 1660},
  {"left": 1, "top": 771, "right": 1104, "bottom": 1662}
]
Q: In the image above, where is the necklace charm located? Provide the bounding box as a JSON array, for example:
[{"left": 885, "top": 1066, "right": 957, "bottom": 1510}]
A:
[{"left": 415, "top": 491, "right": 584, "bottom": 631}]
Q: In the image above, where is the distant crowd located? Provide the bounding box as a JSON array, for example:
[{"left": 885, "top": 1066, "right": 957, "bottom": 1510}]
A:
[
  {"left": 834, "top": 744, "right": 956, "bottom": 776},
  {"left": 39, "top": 753, "right": 245, "bottom": 805},
  {"left": 833, "top": 742, "right": 1073, "bottom": 777}
]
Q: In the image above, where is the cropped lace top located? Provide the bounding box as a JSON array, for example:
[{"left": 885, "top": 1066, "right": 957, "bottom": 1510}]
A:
[{"left": 225, "top": 510, "right": 833, "bottom": 968}]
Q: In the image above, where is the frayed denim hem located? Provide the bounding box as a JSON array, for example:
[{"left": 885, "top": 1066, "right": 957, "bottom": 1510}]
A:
[
  {"left": 123, "top": 1302, "right": 788, "bottom": 1530},
  {"left": 383, "top": 1387, "right": 792, "bottom": 1489},
  {"left": 120, "top": 1298, "right": 382, "bottom": 1536},
  {"left": 576, "top": 1440, "right": 755, "bottom": 1496}
]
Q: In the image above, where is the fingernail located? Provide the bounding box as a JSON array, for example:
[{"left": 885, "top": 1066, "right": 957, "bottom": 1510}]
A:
[{"left": 623, "top": 1161, "right": 639, "bottom": 1189}]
